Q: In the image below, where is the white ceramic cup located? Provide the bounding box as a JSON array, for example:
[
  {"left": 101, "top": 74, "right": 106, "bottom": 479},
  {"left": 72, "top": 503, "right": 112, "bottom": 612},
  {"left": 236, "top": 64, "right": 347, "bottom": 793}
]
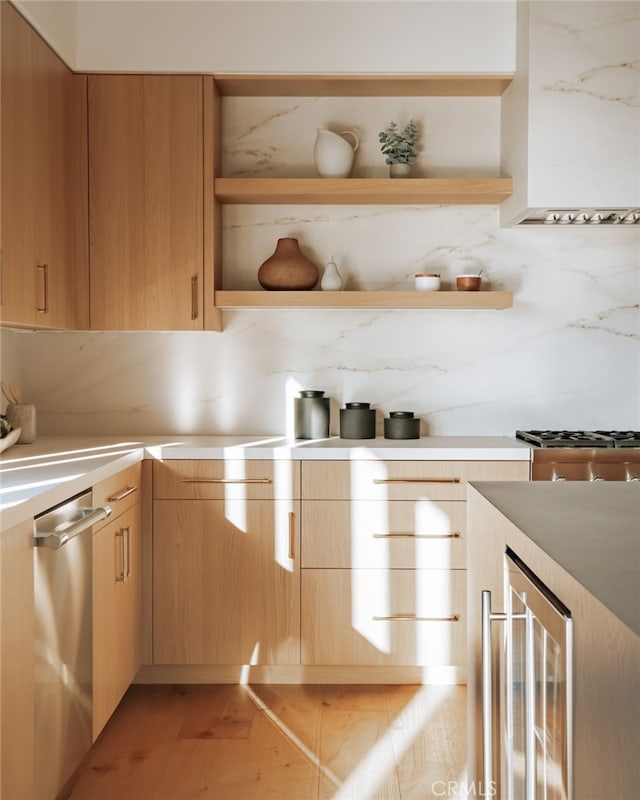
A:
[{"left": 415, "top": 273, "right": 441, "bottom": 291}]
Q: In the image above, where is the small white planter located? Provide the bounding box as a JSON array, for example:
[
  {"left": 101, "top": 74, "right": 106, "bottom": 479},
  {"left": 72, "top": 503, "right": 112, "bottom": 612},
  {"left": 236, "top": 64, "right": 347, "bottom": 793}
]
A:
[{"left": 389, "top": 163, "right": 413, "bottom": 178}]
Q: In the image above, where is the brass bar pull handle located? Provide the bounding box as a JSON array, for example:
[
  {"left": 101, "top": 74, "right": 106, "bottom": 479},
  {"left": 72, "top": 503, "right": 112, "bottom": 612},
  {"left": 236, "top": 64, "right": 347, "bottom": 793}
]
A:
[
  {"left": 124, "top": 526, "right": 131, "bottom": 580},
  {"left": 37, "top": 264, "right": 49, "bottom": 313},
  {"left": 191, "top": 274, "right": 198, "bottom": 320},
  {"left": 372, "top": 613, "right": 460, "bottom": 622},
  {"left": 288, "top": 511, "right": 295, "bottom": 560},
  {"left": 372, "top": 532, "right": 461, "bottom": 539},
  {"left": 107, "top": 485, "right": 138, "bottom": 502},
  {"left": 372, "top": 477, "right": 461, "bottom": 485},
  {"left": 115, "top": 528, "right": 126, "bottom": 582},
  {"left": 180, "top": 478, "right": 272, "bottom": 485}
]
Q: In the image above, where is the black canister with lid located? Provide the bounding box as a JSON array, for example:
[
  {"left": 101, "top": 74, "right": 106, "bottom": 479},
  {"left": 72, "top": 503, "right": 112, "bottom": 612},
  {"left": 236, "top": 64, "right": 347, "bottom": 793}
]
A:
[
  {"left": 294, "top": 390, "right": 330, "bottom": 439},
  {"left": 339, "top": 402, "right": 376, "bottom": 439},
  {"left": 384, "top": 410, "right": 420, "bottom": 439}
]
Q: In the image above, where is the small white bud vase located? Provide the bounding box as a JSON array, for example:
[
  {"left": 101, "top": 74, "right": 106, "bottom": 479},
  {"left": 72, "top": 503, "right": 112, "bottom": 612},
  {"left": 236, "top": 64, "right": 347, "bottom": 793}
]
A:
[{"left": 321, "top": 258, "right": 343, "bottom": 291}]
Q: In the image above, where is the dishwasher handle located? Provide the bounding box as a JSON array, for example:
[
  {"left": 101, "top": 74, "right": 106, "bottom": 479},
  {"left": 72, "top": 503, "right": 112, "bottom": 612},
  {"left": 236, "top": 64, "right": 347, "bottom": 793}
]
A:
[{"left": 34, "top": 505, "right": 112, "bottom": 549}]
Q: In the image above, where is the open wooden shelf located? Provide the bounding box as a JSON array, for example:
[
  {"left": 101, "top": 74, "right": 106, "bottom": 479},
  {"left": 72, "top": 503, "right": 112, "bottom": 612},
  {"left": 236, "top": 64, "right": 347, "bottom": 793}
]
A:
[
  {"left": 211, "top": 73, "right": 516, "bottom": 324},
  {"left": 215, "top": 291, "right": 513, "bottom": 310},
  {"left": 214, "top": 177, "right": 513, "bottom": 205},
  {"left": 214, "top": 73, "right": 514, "bottom": 97}
]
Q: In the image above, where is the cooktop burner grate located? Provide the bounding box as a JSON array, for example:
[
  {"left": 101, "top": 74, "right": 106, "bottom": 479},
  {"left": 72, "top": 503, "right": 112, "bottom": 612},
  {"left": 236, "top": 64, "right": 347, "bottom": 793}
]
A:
[
  {"left": 594, "top": 431, "right": 640, "bottom": 448},
  {"left": 515, "top": 430, "right": 640, "bottom": 448}
]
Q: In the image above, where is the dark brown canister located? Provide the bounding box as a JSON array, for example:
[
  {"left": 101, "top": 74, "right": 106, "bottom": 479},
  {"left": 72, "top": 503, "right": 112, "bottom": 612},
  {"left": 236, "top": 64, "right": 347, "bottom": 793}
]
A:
[
  {"left": 339, "top": 402, "right": 376, "bottom": 439},
  {"left": 384, "top": 410, "right": 420, "bottom": 439}
]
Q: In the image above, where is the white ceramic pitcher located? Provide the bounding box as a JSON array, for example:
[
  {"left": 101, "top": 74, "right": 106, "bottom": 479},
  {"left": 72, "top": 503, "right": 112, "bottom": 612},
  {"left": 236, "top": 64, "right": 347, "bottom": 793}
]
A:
[{"left": 313, "top": 129, "right": 359, "bottom": 178}]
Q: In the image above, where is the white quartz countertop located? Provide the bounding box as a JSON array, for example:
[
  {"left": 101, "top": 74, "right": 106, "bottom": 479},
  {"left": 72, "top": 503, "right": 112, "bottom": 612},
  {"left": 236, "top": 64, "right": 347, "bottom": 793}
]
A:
[
  {"left": 141, "top": 434, "right": 532, "bottom": 461},
  {"left": 470, "top": 481, "right": 640, "bottom": 636},
  {"left": 0, "top": 434, "right": 530, "bottom": 530}
]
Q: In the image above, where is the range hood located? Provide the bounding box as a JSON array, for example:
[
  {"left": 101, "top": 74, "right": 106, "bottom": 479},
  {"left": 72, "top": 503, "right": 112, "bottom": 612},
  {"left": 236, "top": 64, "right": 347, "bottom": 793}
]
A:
[{"left": 500, "top": 1, "right": 640, "bottom": 226}]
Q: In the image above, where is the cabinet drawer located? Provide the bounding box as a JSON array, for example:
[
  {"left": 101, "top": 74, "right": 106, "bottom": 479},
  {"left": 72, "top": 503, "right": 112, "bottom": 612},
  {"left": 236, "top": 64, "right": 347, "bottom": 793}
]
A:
[
  {"left": 93, "top": 462, "right": 142, "bottom": 530},
  {"left": 302, "top": 500, "right": 466, "bottom": 569},
  {"left": 301, "top": 568, "right": 466, "bottom": 667},
  {"left": 154, "top": 460, "right": 300, "bottom": 499},
  {"left": 302, "top": 460, "right": 528, "bottom": 501}
]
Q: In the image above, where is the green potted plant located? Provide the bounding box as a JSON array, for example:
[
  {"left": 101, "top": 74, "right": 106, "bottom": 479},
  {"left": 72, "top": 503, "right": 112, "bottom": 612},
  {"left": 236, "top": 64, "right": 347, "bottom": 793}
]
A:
[{"left": 378, "top": 119, "right": 419, "bottom": 177}]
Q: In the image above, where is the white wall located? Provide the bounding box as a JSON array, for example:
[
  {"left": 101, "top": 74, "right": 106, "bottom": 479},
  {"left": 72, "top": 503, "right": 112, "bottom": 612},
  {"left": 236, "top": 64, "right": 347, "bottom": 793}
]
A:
[
  {"left": 11, "top": 0, "right": 77, "bottom": 67},
  {"left": 16, "top": 0, "right": 516, "bottom": 73}
]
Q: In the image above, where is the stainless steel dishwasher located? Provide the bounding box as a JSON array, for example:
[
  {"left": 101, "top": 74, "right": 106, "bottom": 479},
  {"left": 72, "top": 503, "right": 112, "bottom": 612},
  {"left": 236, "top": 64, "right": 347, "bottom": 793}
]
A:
[{"left": 33, "top": 490, "right": 111, "bottom": 800}]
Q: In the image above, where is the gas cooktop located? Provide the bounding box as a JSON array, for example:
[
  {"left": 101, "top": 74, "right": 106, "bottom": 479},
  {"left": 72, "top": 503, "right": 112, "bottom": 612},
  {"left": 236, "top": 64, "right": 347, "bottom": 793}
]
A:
[{"left": 516, "top": 430, "right": 640, "bottom": 448}]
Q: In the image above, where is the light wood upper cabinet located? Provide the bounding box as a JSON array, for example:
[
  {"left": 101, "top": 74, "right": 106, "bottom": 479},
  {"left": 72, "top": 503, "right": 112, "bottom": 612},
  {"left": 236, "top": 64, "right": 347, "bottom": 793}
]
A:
[
  {"left": 32, "top": 35, "right": 89, "bottom": 330},
  {"left": 88, "top": 75, "right": 209, "bottom": 331},
  {"left": 0, "top": 1, "right": 88, "bottom": 330},
  {"left": 0, "top": 1, "right": 35, "bottom": 326}
]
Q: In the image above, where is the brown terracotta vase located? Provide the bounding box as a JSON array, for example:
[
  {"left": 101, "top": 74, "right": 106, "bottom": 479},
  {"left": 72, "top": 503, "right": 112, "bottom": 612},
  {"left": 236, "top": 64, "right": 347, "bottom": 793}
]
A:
[{"left": 258, "top": 237, "right": 319, "bottom": 291}]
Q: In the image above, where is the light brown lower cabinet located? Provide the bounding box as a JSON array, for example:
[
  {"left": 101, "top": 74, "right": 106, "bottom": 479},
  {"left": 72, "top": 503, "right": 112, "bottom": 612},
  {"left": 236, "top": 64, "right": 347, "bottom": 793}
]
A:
[
  {"left": 301, "top": 498, "right": 467, "bottom": 570},
  {"left": 299, "top": 459, "right": 529, "bottom": 672},
  {"left": 153, "top": 498, "right": 301, "bottom": 665},
  {"left": 92, "top": 502, "right": 142, "bottom": 739},
  {"left": 0, "top": 519, "right": 35, "bottom": 800},
  {"left": 301, "top": 568, "right": 466, "bottom": 666}
]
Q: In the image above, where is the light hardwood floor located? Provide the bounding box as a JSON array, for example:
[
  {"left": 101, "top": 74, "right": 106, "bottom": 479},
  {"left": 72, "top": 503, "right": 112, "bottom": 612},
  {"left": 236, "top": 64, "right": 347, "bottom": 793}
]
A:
[{"left": 60, "top": 684, "right": 467, "bottom": 800}]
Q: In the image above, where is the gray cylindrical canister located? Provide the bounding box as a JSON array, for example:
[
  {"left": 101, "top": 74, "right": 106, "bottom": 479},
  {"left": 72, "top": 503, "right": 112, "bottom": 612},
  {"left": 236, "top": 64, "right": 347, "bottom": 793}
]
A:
[
  {"left": 384, "top": 411, "right": 420, "bottom": 439},
  {"left": 294, "top": 390, "right": 330, "bottom": 439},
  {"left": 339, "top": 402, "right": 376, "bottom": 439}
]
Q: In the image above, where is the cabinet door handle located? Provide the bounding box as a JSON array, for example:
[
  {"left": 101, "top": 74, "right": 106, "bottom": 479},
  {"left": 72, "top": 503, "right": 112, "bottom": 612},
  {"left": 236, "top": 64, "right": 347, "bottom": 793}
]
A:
[
  {"left": 124, "top": 526, "right": 131, "bottom": 580},
  {"left": 372, "top": 477, "right": 460, "bottom": 485},
  {"left": 191, "top": 274, "right": 198, "bottom": 320},
  {"left": 372, "top": 613, "right": 460, "bottom": 622},
  {"left": 180, "top": 478, "right": 272, "bottom": 484},
  {"left": 372, "top": 532, "right": 461, "bottom": 539},
  {"left": 115, "top": 528, "right": 126, "bottom": 582},
  {"left": 37, "top": 263, "right": 49, "bottom": 313},
  {"left": 288, "top": 511, "right": 295, "bottom": 560},
  {"left": 107, "top": 485, "right": 138, "bottom": 502}
]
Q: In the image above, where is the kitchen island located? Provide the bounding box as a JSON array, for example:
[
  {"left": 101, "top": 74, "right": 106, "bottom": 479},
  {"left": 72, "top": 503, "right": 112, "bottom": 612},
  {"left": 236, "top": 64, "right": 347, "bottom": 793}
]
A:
[{"left": 467, "top": 481, "right": 640, "bottom": 800}]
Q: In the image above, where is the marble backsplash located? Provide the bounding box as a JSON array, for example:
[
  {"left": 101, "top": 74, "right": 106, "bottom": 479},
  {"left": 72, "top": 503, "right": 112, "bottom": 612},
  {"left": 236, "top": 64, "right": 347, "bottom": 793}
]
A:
[{"left": 2, "top": 93, "right": 639, "bottom": 437}]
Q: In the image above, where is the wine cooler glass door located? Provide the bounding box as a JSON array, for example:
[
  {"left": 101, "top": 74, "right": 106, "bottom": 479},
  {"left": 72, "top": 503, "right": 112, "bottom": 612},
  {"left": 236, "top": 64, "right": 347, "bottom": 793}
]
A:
[{"left": 506, "top": 549, "right": 573, "bottom": 800}]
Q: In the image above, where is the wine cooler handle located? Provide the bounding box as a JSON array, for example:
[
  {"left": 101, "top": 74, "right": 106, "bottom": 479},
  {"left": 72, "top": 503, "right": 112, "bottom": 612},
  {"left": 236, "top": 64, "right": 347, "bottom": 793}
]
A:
[
  {"left": 481, "top": 590, "right": 507, "bottom": 798},
  {"left": 525, "top": 606, "right": 537, "bottom": 800}
]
